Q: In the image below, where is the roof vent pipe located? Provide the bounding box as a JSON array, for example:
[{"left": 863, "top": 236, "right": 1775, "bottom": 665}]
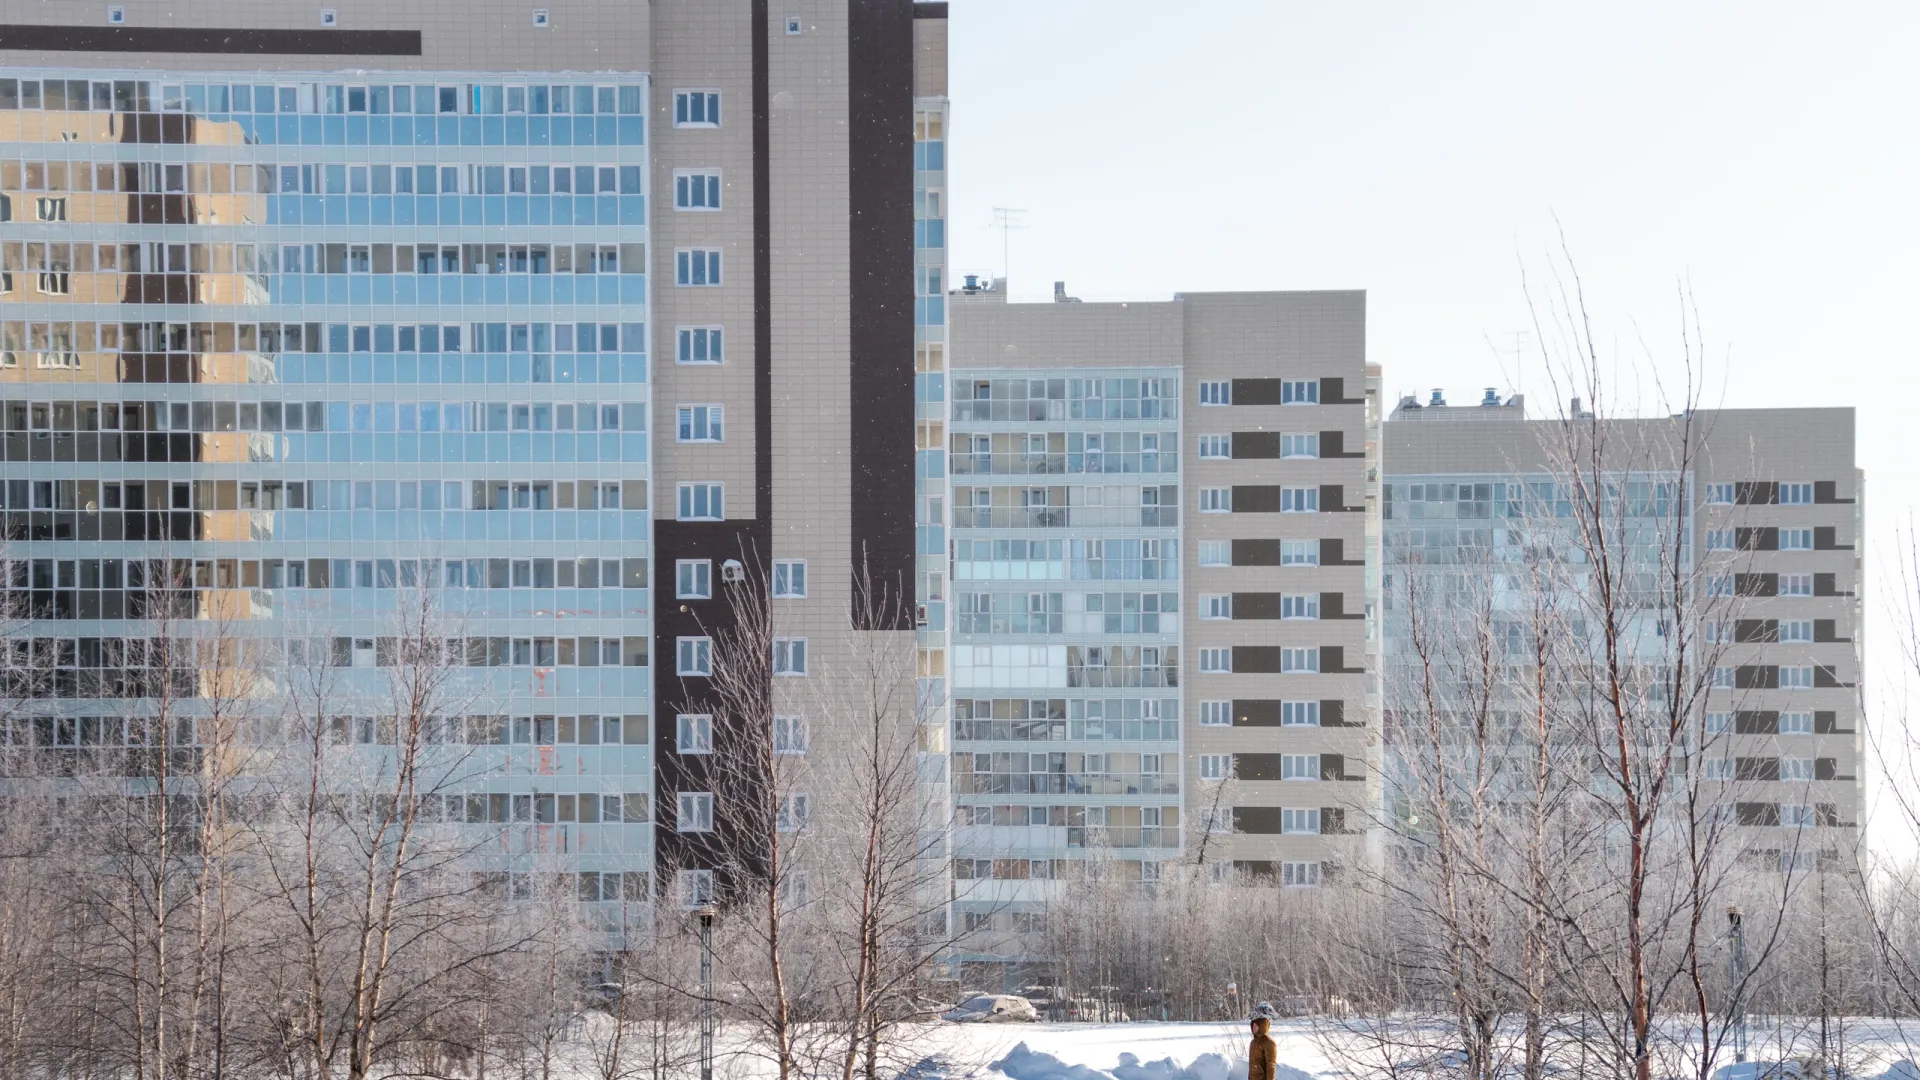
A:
[{"left": 1429, "top": 389, "right": 1446, "bottom": 407}]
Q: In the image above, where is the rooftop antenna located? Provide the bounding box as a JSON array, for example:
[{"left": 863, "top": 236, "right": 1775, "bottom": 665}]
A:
[
  {"left": 1508, "top": 330, "right": 1531, "bottom": 402},
  {"left": 990, "top": 206, "right": 1026, "bottom": 286}
]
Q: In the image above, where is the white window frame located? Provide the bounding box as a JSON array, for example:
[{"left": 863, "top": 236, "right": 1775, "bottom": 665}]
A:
[
  {"left": 1780, "top": 665, "right": 1815, "bottom": 690},
  {"left": 1197, "top": 754, "right": 1232, "bottom": 781},
  {"left": 677, "top": 404, "right": 725, "bottom": 443},
  {"left": 677, "top": 482, "right": 724, "bottom": 521},
  {"left": 773, "top": 638, "right": 808, "bottom": 676},
  {"left": 676, "top": 713, "right": 713, "bottom": 754},
  {"left": 1781, "top": 758, "right": 1815, "bottom": 782},
  {"left": 1197, "top": 434, "right": 1230, "bottom": 459},
  {"left": 1780, "top": 482, "right": 1815, "bottom": 506},
  {"left": 1198, "top": 700, "right": 1231, "bottom": 727},
  {"left": 1282, "top": 700, "right": 1320, "bottom": 727},
  {"left": 676, "top": 325, "right": 724, "bottom": 365},
  {"left": 1198, "top": 488, "right": 1231, "bottom": 513},
  {"left": 1706, "top": 529, "right": 1736, "bottom": 551},
  {"left": 1706, "top": 483, "right": 1736, "bottom": 505},
  {"left": 1281, "top": 594, "right": 1319, "bottom": 620},
  {"left": 676, "top": 791, "right": 714, "bottom": 833},
  {"left": 774, "top": 715, "right": 809, "bottom": 755},
  {"left": 1281, "top": 753, "right": 1320, "bottom": 781},
  {"left": 1281, "top": 647, "right": 1319, "bottom": 674},
  {"left": 673, "top": 168, "right": 722, "bottom": 210},
  {"left": 1281, "top": 861, "right": 1321, "bottom": 888},
  {"left": 1704, "top": 711, "right": 1731, "bottom": 734},
  {"left": 1781, "top": 803, "right": 1816, "bottom": 828},
  {"left": 676, "top": 636, "right": 713, "bottom": 676},
  {"left": 1281, "top": 433, "right": 1320, "bottom": 459},
  {"left": 1199, "top": 594, "right": 1232, "bottom": 620},
  {"left": 1706, "top": 575, "right": 1735, "bottom": 598},
  {"left": 1281, "top": 379, "right": 1319, "bottom": 405},
  {"left": 1700, "top": 757, "right": 1734, "bottom": 781},
  {"left": 1281, "top": 540, "right": 1319, "bottom": 567},
  {"left": 1197, "top": 381, "right": 1231, "bottom": 406},
  {"left": 1781, "top": 711, "right": 1815, "bottom": 735},
  {"left": 1780, "top": 528, "right": 1814, "bottom": 551},
  {"left": 673, "top": 89, "right": 721, "bottom": 127},
  {"left": 678, "top": 868, "right": 715, "bottom": 908},
  {"left": 1780, "top": 573, "right": 1813, "bottom": 597},
  {"left": 1712, "top": 666, "right": 1736, "bottom": 690},
  {"left": 1198, "top": 647, "right": 1231, "bottom": 674},
  {"left": 778, "top": 793, "right": 811, "bottom": 833},
  {"left": 1281, "top": 808, "right": 1321, "bottom": 835},
  {"left": 675, "top": 247, "right": 723, "bottom": 286},
  {"left": 1281, "top": 487, "right": 1319, "bottom": 513},
  {"left": 772, "top": 559, "right": 807, "bottom": 598},
  {"left": 1779, "top": 619, "right": 1814, "bottom": 644},
  {"left": 676, "top": 559, "right": 712, "bottom": 600},
  {"left": 1197, "top": 541, "right": 1230, "bottom": 567}
]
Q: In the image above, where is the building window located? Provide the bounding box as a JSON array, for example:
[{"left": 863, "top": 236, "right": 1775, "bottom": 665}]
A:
[
  {"left": 1712, "top": 666, "right": 1736, "bottom": 690},
  {"left": 671, "top": 329, "right": 723, "bottom": 368},
  {"left": 1779, "top": 619, "right": 1814, "bottom": 643},
  {"left": 1700, "top": 757, "right": 1734, "bottom": 781},
  {"left": 1281, "top": 433, "right": 1320, "bottom": 459},
  {"left": 676, "top": 714, "right": 713, "bottom": 754},
  {"left": 1199, "top": 594, "right": 1232, "bottom": 620},
  {"left": 1282, "top": 808, "right": 1321, "bottom": 835},
  {"left": 1198, "top": 541, "right": 1230, "bottom": 567},
  {"left": 1282, "top": 700, "right": 1320, "bottom": 727},
  {"left": 35, "top": 196, "right": 68, "bottom": 222},
  {"left": 1780, "top": 482, "right": 1814, "bottom": 505},
  {"left": 1705, "top": 575, "right": 1734, "bottom": 598},
  {"left": 1281, "top": 487, "right": 1319, "bottom": 513},
  {"left": 674, "top": 169, "right": 722, "bottom": 210},
  {"left": 1198, "top": 701, "right": 1231, "bottom": 727},
  {"left": 1281, "top": 861, "right": 1321, "bottom": 888},
  {"left": 774, "top": 715, "right": 809, "bottom": 755},
  {"left": 674, "top": 89, "right": 721, "bottom": 127},
  {"left": 677, "top": 637, "right": 713, "bottom": 676},
  {"left": 676, "top": 792, "right": 714, "bottom": 832},
  {"left": 676, "top": 248, "right": 722, "bottom": 286},
  {"left": 1781, "top": 711, "right": 1814, "bottom": 735},
  {"left": 1281, "top": 540, "right": 1319, "bottom": 566},
  {"left": 1198, "top": 648, "right": 1231, "bottom": 673},
  {"left": 772, "top": 560, "right": 807, "bottom": 598},
  {"left": 1780, "top": 528, "right": 1814, "bottom": 551},
  {"left": 1282, "top": 379, "right": 1319, "bottom": 405},
  {"left": 773, "top": 638, "right": 807, "bottom": 676},
  {"left": 679, "top": 868, "right": 715, "bottom": 908},
  {"left": 1198, "top": 488, "right": 1231, "bottom": 513},
  {"left": 1197, "top": 754, "right": 1232, "bottom": 781},
  {"left": 678, "top": 404, "right": 725, "bottom": 442},
  {"left": 1705, "top": 483, "right": 1736, "bottom": 505},
  {"left": 1704, "top": 711, "right": 1731, "bottom": 734},
  {"left": 1197, "top": 434, "right": 1230, "bottom": 459},
  {"left": 1780, "top": 665, "right": 1815, "bottom": 689},
  {"left": 1780, "top": 573, "right": 1813, "bottom": 597},
  {"left": 1281, "top": 754, "right": 1320, "bottom": 781},
  {"left": 1782, "top": 758, "right": 1815, "bottom": 782},
  {"left": 1706, "top": 529, "right": 1735, "bottom": 551},
  {"left": 1198, "top": 381, "right": 1231, "bottom": 406},
  {"left": 778, "top": 794, "right": 811, "bottom": 833},
  {"left": 1281, "top": 647, "right": 1319, "bottom": 673},
  {"left": 1281, "top": 594, "right": 1319, "bottom": 620},
  {"left": 676, "top": 560, "right": 713, "bottom": 599},
  {"left": 1781, "top": 803, "right": 1817, "bottom": 828},
  {"left": 677, "top": 483, "right": 724, "bottom": 520}
]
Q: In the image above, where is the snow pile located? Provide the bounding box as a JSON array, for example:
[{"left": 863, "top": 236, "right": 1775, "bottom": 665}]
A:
[{"left": 991, "top": 1041, "right": 1311, "bottom": 1080}]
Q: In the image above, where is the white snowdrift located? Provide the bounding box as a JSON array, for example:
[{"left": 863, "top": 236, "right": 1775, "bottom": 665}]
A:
[{"left": 991, "top": 1039, "right": 1312, "bottom": 1080}]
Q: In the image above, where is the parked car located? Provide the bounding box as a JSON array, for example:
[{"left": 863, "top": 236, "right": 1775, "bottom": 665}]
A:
[{"left": 941, "top": 993, "right": 1038, "bottom": 1023}]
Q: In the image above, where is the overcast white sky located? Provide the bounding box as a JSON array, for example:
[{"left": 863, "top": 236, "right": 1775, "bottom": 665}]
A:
[{"left": 946, "top": 0, "right": 1920, "bottom": 849}]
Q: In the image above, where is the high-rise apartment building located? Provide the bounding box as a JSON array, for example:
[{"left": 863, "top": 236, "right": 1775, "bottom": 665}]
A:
[
  {"left": 1382, "top": 396, "right": 1864, "bottom": 858},
  {"left": 0, "top": 0, "right": 944, "bottom": 920},
  {"left": 945, "top": 284, "right": 1381, "bottom": 951}
]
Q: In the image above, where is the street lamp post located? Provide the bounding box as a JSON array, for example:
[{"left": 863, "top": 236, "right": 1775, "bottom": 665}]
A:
[
  {"left": 697, "top": 905, "right": 716, "bottom": 1080},
  {"left": 1728, "top": 906, "right": 1748, "bottom": 1064}
]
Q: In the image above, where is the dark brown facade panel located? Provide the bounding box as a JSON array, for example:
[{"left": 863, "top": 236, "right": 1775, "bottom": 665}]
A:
[
  {"left": 1231, "top": 431, "right": 1279, "bottom": 459},
  {"left": 1232, "top": 699, "right": 1281, "bottom": 727},
  {"left": 846, "top": 0, "right": 917, "bottom": 624},
  {"left": 1233, "top": 753, "right": 1281, "bottom": 782},
  {"left": 1231, "top": 378, "right": 1280, "bottom": 405},
  {"left": 1232, "top": 646, "right": 1281, "bottom": 674},
  {"left": 1231, "top": 485, "right": 1279, "bottom": 513},
  {"left": 913, "top": 2, "right": 950, "bottom": 16},
  {"left": 1320, "top": 538, "right": 1363, "bottom": 566},
  {"left": 1233, "top": 807, "right": 1281, "bottom": 835},
  {"left": 0, "top": 24, "right": 421, "bottom": 54},
  {"left": 1231, "top": 592, "right": 1280, "bottom": 620},
  {"left": 1232, "top": 538, "right": 1280, "bottom": 566}
]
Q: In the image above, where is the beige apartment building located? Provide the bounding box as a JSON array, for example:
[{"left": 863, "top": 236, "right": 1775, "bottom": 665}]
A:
[
  {"left": 946, "top": 282, "right": 1381, "bottom": 931},
  {"left": 1383, "top": 396, "right": 1864, "bottom": 860}
]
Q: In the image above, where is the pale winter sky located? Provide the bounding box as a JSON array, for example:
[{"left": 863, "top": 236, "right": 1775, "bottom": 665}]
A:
[{"left": 946, "top": 0, "right": 1920, "bottom": 851}]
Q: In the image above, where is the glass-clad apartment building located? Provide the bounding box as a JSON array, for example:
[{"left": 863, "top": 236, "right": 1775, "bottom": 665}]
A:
[{"left": 0, "top": 66, "right": 657, "bottom": 913}]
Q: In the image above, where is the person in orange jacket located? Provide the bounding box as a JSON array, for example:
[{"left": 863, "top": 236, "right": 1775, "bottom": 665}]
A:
[{"left": 1248, "top": 1015, "right": 1278, "bottom": 1080}]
